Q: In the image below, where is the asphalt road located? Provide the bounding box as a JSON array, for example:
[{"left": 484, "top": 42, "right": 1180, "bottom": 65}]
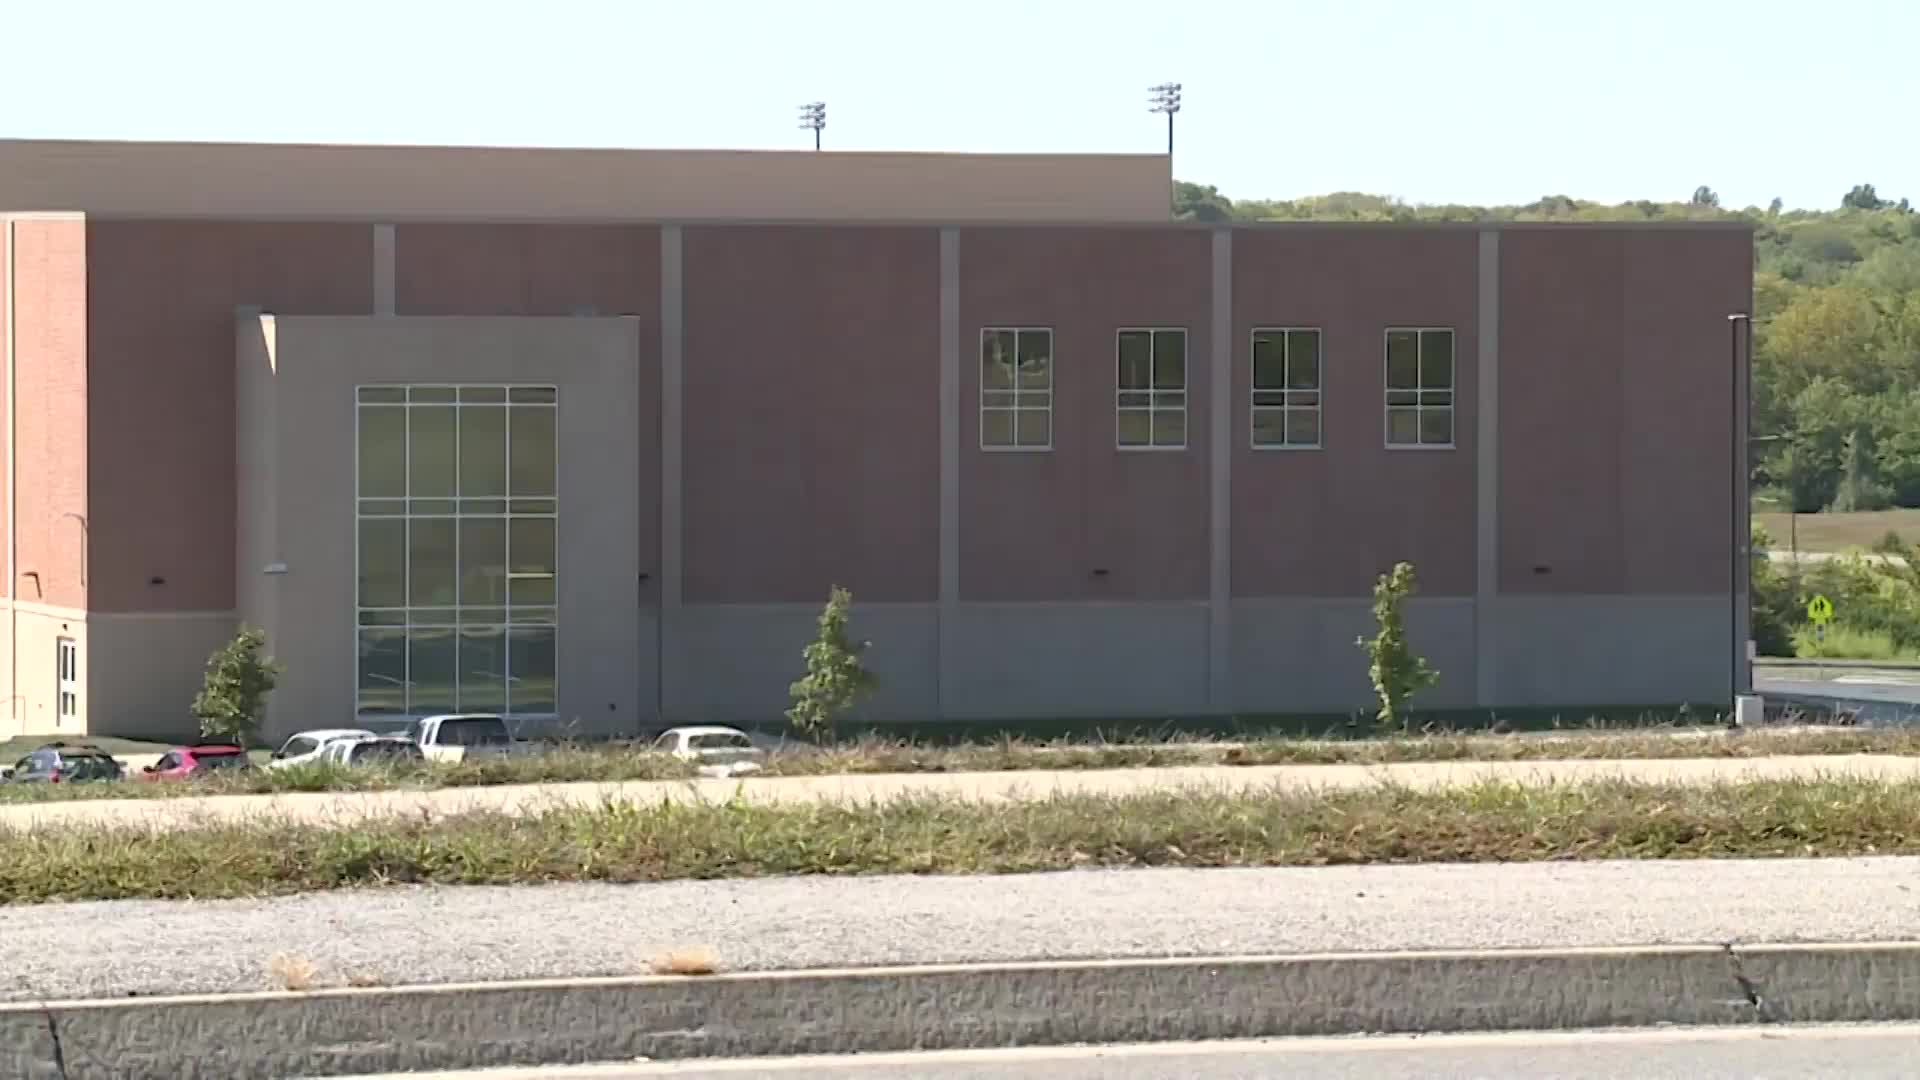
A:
[
  {"left": 9, "top": 752, "right": 1920, "bottom": 833},
  {"left": 357, "top": 1025, "right": 1920, "bottom": 1079},
  {"left": 12, "top": 857, "right": 1920, "bottom": 1002},
  {"left": 1757, "top": 665, "right": 1920, "bottom": 724}
]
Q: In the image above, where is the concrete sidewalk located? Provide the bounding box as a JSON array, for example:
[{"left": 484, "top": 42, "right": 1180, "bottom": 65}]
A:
[
  {"left": 13, "top": 860, "right": 1920, "bottom": 1078},
  {"left": 9, "top": 858, "right": 1920, "bottom": 1003},
  {"left": 5, "top": 752, "right": 1920, "bottom": 833}
]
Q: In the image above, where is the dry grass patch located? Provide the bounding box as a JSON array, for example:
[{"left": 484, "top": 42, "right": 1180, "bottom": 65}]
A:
[
  {"left": 267, "top": 953, "right": 320, "bottom": 991},
  {"left": 8, "top": 778, "right": 1920, "bottom": 904},
  {"left": 1755, "top": 508, "right": 1920, "bottom": 554},
  {"left": 650, "top": 947, "right": 720, "bottom": 976},
  {"left": 4, "top": 723, "right": 1916, "bottom": 807}
]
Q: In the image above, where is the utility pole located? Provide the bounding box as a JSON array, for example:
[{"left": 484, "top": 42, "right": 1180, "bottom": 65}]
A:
[
  {"left": 1727, "top": 312, "right": 1755, "bottom": 722},
  {"left": 798, "top": 102, "right": 826, "bottom": 151}
]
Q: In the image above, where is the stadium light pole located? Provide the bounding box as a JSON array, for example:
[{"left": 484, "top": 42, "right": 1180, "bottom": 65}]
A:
[
  {"left": 798, "top": 102, "right": 826, "bottom": 151},
  {"left": 1147, "top": 83, "right": 1181, "bottom": 214},
  {"left": 1727, "top": 312, "right": 1755, "bottom": 722},
  {"left": 1147, "top": 82, "right": 1181, "bottom": 155}
]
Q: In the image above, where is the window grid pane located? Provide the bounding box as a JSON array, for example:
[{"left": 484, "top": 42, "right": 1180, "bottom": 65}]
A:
[
  {"left": 981, "top": 329, "right": 1054, "bottom": 449},
  {"left": 356, "top": 385, "right": 559, "bottom": 717},
  {"left": 1251, "top": 329, "right": 1322, "bottom": 449},
  {"left": 1386, "top": 329, "right": 1456, "bottom": 447},
  {"left": 1117, "top": 329, "right": 1187, "bottom": 449}
]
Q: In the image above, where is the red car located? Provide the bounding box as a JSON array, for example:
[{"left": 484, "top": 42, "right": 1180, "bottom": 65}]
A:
[{"left": 140, "top": 743, "right": 255, "bottom": 781}]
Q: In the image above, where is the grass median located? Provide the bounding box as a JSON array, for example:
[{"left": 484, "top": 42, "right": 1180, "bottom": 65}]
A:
[
  {"left": 5, "top": 777, "right": 1919, "bottom": 904},
  {"left": 3, "top": 724, "right": 1918, "bottom": 804}
]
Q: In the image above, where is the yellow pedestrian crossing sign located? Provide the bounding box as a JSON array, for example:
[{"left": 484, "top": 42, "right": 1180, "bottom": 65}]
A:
[{"left": 1807, "top": 595, "right": 1835, "bottom": 625}]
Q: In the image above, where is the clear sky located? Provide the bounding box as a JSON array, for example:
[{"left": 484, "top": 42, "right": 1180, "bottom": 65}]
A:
[{"left": 5, "top": 0, "right": 1914, "bottom": 210}]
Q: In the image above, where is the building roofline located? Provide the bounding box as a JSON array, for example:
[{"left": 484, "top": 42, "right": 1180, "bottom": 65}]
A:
[
  {"left": 0, "top": 136, "right": 1169, "bottom": 163},
  {"left": 10, "top": 210, "right": 1757, "bottom": 232}
]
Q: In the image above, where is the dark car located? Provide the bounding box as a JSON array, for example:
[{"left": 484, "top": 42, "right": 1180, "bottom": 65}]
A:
[
  {"left": 140, "top": 743, "right": 255, "bottom": 781},
  {"left": 1, "top": 742, "right": 126, "bottom": 784}
]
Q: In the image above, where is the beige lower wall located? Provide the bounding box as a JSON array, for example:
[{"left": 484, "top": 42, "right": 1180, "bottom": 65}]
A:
[
  {"left": 0, "top": 604, "right": 89, "bottom": 739},
  {"left": 87, "top": 611, "right": 236, "bottom": 741},
  {"left": 238, "top": 316, "right": 646, "bottom": 742}
]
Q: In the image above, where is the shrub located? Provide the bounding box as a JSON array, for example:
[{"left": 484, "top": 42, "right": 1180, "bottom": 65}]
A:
[
  {"left": 786, "top": 586, "right": 877, "bottom": 741},
  {"left": 1356, "top": 562, "right": 1438, "bottom": 730},
  {"left": 1750, "top": 523, "right": 1799, "bottom": 657},
  {"left": 1793, "top": 623, "right": 1917, "bottom": 661},
  {"left": 193, "top": 626, "right": 282, "bottom": 745}
]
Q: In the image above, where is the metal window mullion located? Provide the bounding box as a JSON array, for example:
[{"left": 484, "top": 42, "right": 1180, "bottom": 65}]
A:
[
  {"left": 503, "top": 397, "right": 514, "bottom": 717},
  {"left": 401, "top": 400, "right": 412, "bottom": 716},
  {"left": 451, "top": 402, "right": 461, "bottom": 713}
]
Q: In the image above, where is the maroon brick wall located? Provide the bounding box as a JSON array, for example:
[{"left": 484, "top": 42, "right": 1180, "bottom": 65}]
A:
[
  {"left": 84, "top": 221, "right": 374, "bottom": 612},
  {"left": 393, "top": 224, "right": 663, "bottom": 597},
  {"left": 1231, "top": 229, "right": 1480, "bottom": 598},
  {"left": 958, "top": 228, "right": 1213, "bottom": 602},
  {"left": 1499, "top": 227, "right": 1752, "bottom": 594},
  {"left": 394, "top": 224, "right": 659, "bottom": 317},
  {"left": 681, "top": 226, "right": 940, "bottom": 604}
]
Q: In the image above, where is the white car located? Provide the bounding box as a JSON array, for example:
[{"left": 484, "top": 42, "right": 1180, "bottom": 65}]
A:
[
  {"left": 320, "top": 734, "right": 427, "bottom": 769},
  {"left": 267, "top": 728, "right": 376, "bottom": 770},
  {"left": 408, "top": 713, "right": 518, "bottom": 763},
  {"left": 652, "top": 726, "right": 767, "bottom": 776}
]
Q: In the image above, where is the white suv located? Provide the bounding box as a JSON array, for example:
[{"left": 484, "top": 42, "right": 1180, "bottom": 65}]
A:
[{"left": 267, "top": 728, "right": 376, "bottom": 770}]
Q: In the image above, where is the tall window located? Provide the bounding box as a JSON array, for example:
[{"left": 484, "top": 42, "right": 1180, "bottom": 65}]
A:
[
  {"left": 980, "top": 328, "right": 1053, "bottom": 450},
  {"left": 1116, "top": 328, "right": 1187, "bottom": 449},
  {"left": 355, "top": 385, "right": 558, "bottom": 719},
  {"left": 1251, "top": 328, "right": 1322, "bottom": 449},
  {"left": 1385, "top": 328, "right": 1455, "bottom": 448},
  {"left": 56, "top": 638, "right": 77, "bottom": 721}
]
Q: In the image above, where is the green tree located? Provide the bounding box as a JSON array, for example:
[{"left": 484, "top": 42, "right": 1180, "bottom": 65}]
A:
[
  {"left": 1832, "top": 425, "right": 1893, "bottom": 512},
  {"left": 1843, "top": 183, "right": 1890, "bottom": 211},
  {"left": 1749, "top": 524, "right": 1799, "bottom": 657},
  {"left": 193, "top": 626, "right": 282, "bottom": 745},
  {"left": 786, "top": 586, "right": 877, "bottom": 741},
  {"left": 1356, "top": 562, "right": 1438, "bottom": 730},
  {"left": 1691, "top": 185, "right": 1721, "bottom": 208},
  {"left": 1172, "top": 181, "right": 1234, "bottom": 223}
]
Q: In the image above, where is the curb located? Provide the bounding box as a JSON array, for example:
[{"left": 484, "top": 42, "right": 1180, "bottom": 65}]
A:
[
  {"left": 9, "top": 942, "right": 1920, "bottom": 1079},
  {"left": 1758, "top": 658, "right": 1920, "bottom": 671}
]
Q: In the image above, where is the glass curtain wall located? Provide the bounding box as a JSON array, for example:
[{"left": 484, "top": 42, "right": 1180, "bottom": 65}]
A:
[{"left": 355, "top": 385, "right": 558, "bottom": 718}]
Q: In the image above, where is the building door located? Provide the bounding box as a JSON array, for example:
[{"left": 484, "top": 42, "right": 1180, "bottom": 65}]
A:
[{"left": 56, "top": 637, "right": 78, "bottom": 724}]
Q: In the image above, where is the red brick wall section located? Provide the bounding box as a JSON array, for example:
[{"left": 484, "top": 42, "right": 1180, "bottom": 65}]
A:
[
  {"left": 1498, "top": 230, "right": 1628, "bottom": 593},
  {"left": 0, "top": 223, "right": 9, "bottom": 582},
  {"left": 681, "top": 226, "right": 941, "bottom": 604},
  {"left": 1231, "top": 229, "right": 1480, "bottom": 598},
  {"left": 1498, "top": 228, "right": 1752, "bottom": 595},
  {"left": 392, "top": 224, "right": 664, "bottom": 591},
  {"left": 1618, "top": 229, "right": 1754, "bottom": 594},
  {"left": 957, "top": 228, "right": 1213, "bottom": 602},
  {"left": 394, "top": 225, "right": 660, "bottom": 316},
  {"left": 11, "top": 218, "right": 90, "bottom": 610},
  {"left": 84, "top": 221, "right": 374, "bottom": 612}
]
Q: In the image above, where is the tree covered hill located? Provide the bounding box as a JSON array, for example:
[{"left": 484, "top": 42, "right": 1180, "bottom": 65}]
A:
[{"left": 1175, "top": 182, "right": 1920, "bottom": 513}]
